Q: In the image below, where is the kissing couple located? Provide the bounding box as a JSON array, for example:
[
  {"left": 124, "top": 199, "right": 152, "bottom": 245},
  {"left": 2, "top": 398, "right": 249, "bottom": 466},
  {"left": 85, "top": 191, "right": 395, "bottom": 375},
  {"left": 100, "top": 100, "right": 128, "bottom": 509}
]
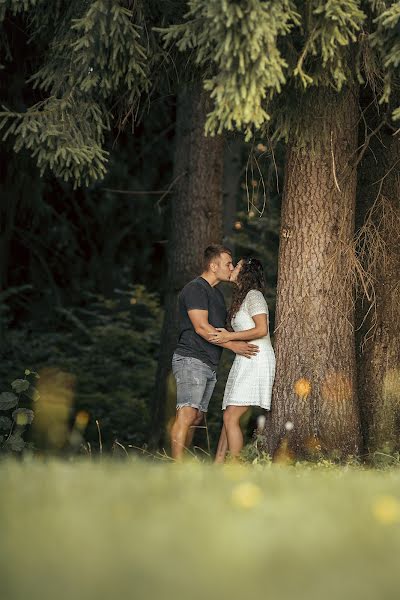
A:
[{"left": 170, "top": 244, "right": 276, "bottom": 462}]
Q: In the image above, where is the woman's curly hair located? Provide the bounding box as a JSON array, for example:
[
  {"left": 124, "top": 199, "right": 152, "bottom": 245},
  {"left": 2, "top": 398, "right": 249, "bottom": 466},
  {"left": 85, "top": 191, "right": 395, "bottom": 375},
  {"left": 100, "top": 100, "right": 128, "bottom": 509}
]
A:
[{"left": 227, "top": 257, "right": 266, "bottom": 324}]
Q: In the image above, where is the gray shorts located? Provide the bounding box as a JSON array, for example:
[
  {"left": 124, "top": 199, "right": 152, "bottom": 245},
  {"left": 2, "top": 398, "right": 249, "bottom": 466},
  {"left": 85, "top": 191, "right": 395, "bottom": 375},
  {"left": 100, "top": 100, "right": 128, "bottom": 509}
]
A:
[{"left": 172, "top": 353, "right": 217, "bottom": 413}]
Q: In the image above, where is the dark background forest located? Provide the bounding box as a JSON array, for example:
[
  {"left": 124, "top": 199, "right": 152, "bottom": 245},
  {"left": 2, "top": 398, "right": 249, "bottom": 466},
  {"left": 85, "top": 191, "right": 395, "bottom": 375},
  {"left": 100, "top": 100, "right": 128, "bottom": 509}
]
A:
[
  {"left": 1, "top": 0, "right": 399, "bottom": 459},
  {"left": 0, "top": 10, "right": 281, "bottom": 453}
]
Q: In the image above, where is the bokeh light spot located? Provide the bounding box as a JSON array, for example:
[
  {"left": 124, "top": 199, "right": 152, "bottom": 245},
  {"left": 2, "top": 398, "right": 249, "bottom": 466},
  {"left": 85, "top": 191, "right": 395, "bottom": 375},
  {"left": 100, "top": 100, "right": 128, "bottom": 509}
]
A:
[
  {"left": 372, "top": 496, "right": 400, "bottom": 525},
  {"left": 231, "top": 482, "right": 262, "bottom": 509},
  {"left": 294, "top": 378, "right": 311, "bottom": 399},
  {"left": 75, "top": 411, "right": 89, "bottom": 430},
  {"left": 256, "top": 415, "right": 266, "bottom": 432}
]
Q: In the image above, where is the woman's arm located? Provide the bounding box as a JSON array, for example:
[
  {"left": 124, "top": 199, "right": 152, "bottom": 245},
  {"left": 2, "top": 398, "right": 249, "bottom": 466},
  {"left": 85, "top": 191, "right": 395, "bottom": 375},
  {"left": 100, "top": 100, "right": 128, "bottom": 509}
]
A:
[
  {"left": 208, "top": 313, "right": 268, "bottom": 344},
  {"left": 188, "top": 309, "right": 260, "bottom": 357}
]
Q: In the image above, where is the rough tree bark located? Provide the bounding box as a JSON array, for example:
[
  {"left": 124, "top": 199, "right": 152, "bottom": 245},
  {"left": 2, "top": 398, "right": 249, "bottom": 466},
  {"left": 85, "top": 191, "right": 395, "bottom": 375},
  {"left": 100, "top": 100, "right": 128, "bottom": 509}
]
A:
[
  {"left": 356, "top": 120, "right": 400, "bottom": 454},
  {"left": 149, "top": 82, "right": 224, "bottom": 448},
  {"left": 263, "top": 87, "right": 362, "bottom": 459}
]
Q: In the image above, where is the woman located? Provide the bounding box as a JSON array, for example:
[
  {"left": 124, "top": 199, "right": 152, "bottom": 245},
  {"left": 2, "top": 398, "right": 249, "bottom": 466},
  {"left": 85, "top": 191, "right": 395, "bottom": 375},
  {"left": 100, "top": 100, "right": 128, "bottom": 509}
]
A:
[{"left": 209, "top": 257, "right": 275, "bottom": 462}]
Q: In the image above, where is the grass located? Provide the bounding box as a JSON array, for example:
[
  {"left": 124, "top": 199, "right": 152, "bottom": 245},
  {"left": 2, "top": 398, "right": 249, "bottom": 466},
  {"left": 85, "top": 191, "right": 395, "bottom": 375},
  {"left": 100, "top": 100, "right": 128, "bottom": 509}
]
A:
[{"left": 1, "top": 458, "right": 400, "bottom": 600}]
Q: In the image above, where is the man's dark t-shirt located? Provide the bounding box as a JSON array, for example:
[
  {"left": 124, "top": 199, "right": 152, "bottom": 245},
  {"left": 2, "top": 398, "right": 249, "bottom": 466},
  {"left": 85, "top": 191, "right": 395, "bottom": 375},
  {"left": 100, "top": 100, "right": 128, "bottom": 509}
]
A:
[{"left": 175, "top": 277, "right": 227, "bottom": 370}]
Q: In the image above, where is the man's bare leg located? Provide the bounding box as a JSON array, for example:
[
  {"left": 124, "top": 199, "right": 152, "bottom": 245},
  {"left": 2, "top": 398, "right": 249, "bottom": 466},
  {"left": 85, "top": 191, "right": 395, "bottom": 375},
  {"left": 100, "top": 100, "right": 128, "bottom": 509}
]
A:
[
  {"left": 223, "top": 406, "right": 250, "bottom": 460},
  {"left": 170, "top": 406, "right": 198, "bottom": 460},
  {"left": 185, "top": 410, "right": 204, "bottom": 449},
  {"left": 214, "top": 424, "right": 228, "bottom": 463}
]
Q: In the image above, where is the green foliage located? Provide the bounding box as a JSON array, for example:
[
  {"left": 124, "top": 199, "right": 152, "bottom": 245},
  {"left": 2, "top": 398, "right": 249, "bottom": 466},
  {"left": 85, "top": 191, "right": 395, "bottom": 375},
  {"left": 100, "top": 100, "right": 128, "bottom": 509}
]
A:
[
  {"left": 370, "top": 1, "right": 400, "bottom": 117},
  {"left": 0, "top": 0, "right": 151, "bottom": 186},
  {"left": 30, "top": 0, "right": 149, "bottom": 101},
  {"left": 162, "top": 0, "right": 300, "bottom": 139},
  {"left": 293, "top": 0, "right": 365, "bottom": 89},
  {"left": 69, "top": 287, "right": 161, "bottom": 447},
  {"left": 0, "top": 0, "right": 42, "bottom": 22},
  {"left": 0, "top": 95, "right": 109, "bottom": 187},
  {"left": 0, "top": 392, "right": 18, "bottom": 410},
  {"left": 161, "top": 0, "right": 399, "bottom": 140},
  {"left": 370, "top": 449, "right": 400, "bottom": 468},
  {"left": 1, "top": 286, "right": 162, "bottom": 449},
  {"left": 2, "top": 0, "right": 400, "bottom": 184},
  {"left": 0, "top": 371, "right": 38, "bottom": 453}
]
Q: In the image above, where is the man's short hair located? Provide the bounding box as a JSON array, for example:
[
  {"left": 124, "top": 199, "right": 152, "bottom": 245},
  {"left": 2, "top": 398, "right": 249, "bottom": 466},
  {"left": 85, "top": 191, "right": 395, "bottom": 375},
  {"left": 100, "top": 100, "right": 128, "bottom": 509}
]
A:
[{"left": 203, "top": 244, "right": 232, "bottom": 271}]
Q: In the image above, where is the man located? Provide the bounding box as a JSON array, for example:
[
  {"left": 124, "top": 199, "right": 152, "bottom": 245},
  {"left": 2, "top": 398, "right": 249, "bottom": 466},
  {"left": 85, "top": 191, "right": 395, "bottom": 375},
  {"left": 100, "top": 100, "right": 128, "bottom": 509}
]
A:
[{"left": 170, "top": 244, "right": 259, "bottom": 460}]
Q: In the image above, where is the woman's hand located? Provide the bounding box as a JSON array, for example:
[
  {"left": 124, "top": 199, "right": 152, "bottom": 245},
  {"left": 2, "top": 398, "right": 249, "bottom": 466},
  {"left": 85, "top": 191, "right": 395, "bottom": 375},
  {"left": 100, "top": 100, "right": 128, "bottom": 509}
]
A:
[{"left": 208, "top": 328, "right": 231, "bottom": 344}]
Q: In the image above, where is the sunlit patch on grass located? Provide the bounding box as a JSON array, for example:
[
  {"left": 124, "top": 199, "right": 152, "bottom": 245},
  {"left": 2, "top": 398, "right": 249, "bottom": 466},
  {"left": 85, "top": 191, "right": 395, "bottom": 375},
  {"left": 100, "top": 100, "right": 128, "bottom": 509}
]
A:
[
  {"left": 231, "top": 482, "right": 263, "bottom": 509},
  {"left": 372, "top": 495, "right": 400, "bottom": 524}
]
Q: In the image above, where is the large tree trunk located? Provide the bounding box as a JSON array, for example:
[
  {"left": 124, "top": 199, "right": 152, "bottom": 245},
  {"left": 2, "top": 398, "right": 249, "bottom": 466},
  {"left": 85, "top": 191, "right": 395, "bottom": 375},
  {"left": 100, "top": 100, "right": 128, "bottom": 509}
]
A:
[
  {"left": 149, "top": 83, "right": 224, "bottom": 449},
  {"left": 263, "top": 88, "right": 362, "bottom": 459},
  {"left": 356, "top": 121, "right": 400, "bottom": 454}
]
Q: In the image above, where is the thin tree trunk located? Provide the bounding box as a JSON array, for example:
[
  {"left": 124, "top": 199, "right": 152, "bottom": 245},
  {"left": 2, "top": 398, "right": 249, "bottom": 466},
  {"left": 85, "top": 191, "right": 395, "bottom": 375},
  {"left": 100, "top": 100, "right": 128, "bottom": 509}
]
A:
[
  {"left": 356, "top": 123, "right": 400, "bottom": 454},
  {"left": 263, "top": 87, "right": 362, "bottom": 459},
  {"left": 149, "top": 83, "right": 224, "bottom": 449}
]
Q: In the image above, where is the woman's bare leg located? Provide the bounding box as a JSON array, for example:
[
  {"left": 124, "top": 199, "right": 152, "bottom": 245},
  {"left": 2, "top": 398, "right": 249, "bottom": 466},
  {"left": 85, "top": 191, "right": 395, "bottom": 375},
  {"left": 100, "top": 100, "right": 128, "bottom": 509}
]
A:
[
  {"left": 214, "top": 424, "right": 228, "bottom": 463},
  {"left": 223, "top": 406, "right": 250, "bottom": 460}
]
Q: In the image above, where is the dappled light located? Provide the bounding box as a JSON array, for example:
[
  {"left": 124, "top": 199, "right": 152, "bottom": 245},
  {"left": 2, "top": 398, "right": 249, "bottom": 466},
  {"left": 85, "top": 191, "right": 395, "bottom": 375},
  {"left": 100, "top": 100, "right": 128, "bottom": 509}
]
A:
[
  {"left": 383, "top": 369, "right": 400, "bottom": 402},
  {"left": 305, "top": 436, "right": 322, "bottom": 454},
  {"left": 294, "top": 378, "right": 311, "bottom": 400},
  {"left": 372, "top": 495, "right": 400, "bottom": 525},
  {"left": 274, "top": 438, "right": 295, "bottom": 465},
  {"left": 321, "top": 371, "right": 352, "bottom": 404}
]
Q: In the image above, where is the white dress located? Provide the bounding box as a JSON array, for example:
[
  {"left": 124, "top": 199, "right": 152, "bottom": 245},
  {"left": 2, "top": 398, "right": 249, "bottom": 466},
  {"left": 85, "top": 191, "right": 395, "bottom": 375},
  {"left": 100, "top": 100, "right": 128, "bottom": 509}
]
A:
[{"left": 222, "top": 289, "right": 275, "bottom": 410}]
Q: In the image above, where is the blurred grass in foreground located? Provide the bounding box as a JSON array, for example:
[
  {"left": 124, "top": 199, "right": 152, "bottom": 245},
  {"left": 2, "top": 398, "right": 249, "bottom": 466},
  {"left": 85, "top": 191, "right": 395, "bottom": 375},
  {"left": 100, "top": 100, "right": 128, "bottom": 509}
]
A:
[{"left": 1, "top": 459, "right": 400, "bottom": 600}]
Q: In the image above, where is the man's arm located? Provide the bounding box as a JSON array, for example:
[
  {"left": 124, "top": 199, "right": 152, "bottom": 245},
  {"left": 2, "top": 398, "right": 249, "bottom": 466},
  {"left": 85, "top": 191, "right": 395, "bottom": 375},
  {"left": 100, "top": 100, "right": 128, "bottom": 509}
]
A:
[
  {"left": 188, "top": 309, "right": 259, "bottom": 358},
  {"left": 208, "top": 314, "right": 268, "bottom": 343}
]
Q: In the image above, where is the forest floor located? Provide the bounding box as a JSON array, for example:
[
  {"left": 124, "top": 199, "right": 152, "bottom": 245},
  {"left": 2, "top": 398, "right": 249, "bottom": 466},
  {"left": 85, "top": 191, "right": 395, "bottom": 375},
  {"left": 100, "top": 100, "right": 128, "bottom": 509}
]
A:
[{"left": 1, "top": 459, "right": 399, "bottom": 600}]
